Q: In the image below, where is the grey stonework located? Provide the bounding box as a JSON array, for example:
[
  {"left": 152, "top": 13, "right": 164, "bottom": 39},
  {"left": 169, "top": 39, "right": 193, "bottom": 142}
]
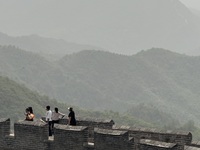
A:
[
  {"left": 94, "top": 128, "right": 134, "bottom": 150},
  {"left": 42, "top": 116, "right": 114, "bottom": 143},
  {"left": 113, "top": 125, "right": 192, "bottom": 147},
  {"left": 0, "top": 118, "right": 200, "bottom": 150},
  {"left": 53, "top": 124, "right": 88, "bottom": 150}
]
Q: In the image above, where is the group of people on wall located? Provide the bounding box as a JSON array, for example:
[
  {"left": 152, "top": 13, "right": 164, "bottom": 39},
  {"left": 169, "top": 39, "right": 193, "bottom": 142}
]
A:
[{"left": 24, "top": 106, "right": 76, "bottom": 136}]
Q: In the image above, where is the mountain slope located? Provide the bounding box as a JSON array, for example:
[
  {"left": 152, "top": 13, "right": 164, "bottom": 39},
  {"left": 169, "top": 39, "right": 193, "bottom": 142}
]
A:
[
  {"left": 2, "top": 74, "right": 200, "bottom": 140},
  {"left": 58, "top": 49, "right": 200, "bottom": 123},
  {"left": 0, "top": 75, "right": 65, "bottom": 121},
  {"left": 0, "top": 75, "right": 159, "bottom": 129},
  {"left": 1, "top": 46, "right": 200, "bottom": 124}
]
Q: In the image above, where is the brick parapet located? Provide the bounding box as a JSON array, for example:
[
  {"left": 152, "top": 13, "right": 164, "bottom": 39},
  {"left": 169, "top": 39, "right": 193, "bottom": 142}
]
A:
[
  {"left": 55, "top": 116, "right": 114, "bottom": 143},
  {"left": 0, "top": 118, "right": 10, "bottom": 137},
  {"left": 1, "top": 118, "right": 200, "bottom": 150},
  {"left": 53, "top": 124, "right": 89, "bottom": 150},
  {"left": 113, "top": 125, "right": 192, "bottom": 145},
  {"left": 0, "top": 118, "right": 11, "bottom": 149},
  {"left": 14, "top": 120, "right": 49, "bottom": 150},
  {"left": 139, "top": 139, "right": 179, "bottom": 150},
  {"left": 78, "top": 117, "right": 114, "bottom": 142},
  {"left": 94, "top": 128, "right": 133, "bottom": 150}
]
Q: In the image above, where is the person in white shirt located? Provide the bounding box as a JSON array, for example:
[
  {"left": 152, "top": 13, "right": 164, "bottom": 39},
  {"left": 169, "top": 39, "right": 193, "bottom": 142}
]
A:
[
  {"left": 46, "top": 106, "right": 52, "bottom": 136},
  {"left": 52, "top": 107, "right": 65, "bottom": 134}
]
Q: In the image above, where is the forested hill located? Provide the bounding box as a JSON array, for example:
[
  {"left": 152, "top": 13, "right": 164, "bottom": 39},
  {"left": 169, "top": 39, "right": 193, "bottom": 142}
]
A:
[
  {"left": 0, "top": 75, "right": 65, "bottom": 121},
  {"left": 0, "top": 75, "right": 158, "bottom": 128},
  {"left": 59, "top": 49, "right": 200, "bottom": 123},
  {"left": 1, "top": 46, "right": 200, "bottom": 125},
  {"left": 1, "top": 74, "right": 200, "bottom": 139}
]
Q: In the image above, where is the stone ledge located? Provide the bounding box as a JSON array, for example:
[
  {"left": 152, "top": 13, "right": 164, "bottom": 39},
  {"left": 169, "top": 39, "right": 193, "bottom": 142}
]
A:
[
  {"left": 15, "top": 119, "right": 47, "bottom": 127},
  {"left": 185, "top": 146, "right": 200, "bottom": 150},
  {"left": 77, "top": 117, "right": 114, "bottom": 124},
  {"left": 54, "top": 124, "right": 88, "bottom": 131},
  {"left": 94, "top": 128, "right": 127, "bottom": 136},
  {"left": 140, "top": 139, "right": 177, "bottom": 148},
  {"left": 0, "top": 118, "right": 10, "bottom": 123},
  {"left": 113, "top": 125, "right": 191, "bottom": 136}
]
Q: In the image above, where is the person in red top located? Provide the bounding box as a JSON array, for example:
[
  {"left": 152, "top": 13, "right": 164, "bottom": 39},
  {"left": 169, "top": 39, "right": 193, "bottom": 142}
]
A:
[{"left": 24, "top": 107, "right": 34, "bottom": 121}]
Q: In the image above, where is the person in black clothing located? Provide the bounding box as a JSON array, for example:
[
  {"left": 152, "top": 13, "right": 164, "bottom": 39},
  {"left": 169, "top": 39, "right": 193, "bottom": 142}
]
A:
[
  {"left": 68, "top": 107, "right": 76, "bottom": 126},
  {"left": 28, "top": 107, "right": 33, "bottom": 114}
]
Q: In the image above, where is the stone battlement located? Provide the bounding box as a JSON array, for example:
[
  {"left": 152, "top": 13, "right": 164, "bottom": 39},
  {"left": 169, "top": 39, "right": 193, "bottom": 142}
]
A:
[{"left": 0, "top": 118, "right": 199, "bottom": 150}]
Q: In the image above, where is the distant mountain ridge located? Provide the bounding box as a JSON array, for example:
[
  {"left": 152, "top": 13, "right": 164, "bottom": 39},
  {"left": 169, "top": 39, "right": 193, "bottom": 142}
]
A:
[
  {"left": 0, "top": 32, "right": 102, "bottom": 60},
  {"left": 1, "top": 46, "right": 200, "bottom": 125},
  {"left": 1, "top": 0, "right": 200, "bottom": 55}
]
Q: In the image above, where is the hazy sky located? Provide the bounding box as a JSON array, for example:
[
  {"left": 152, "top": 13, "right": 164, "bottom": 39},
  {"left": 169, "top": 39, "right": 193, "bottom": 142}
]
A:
[
  {"left": 0, "top": 0, "right": 200, "bottom": 55},
  {"left": 0, "top": 0, "right": 199, "bottom": 38},
  {"left": 180, "top": 0, "right": 200, "bottom": 10}
]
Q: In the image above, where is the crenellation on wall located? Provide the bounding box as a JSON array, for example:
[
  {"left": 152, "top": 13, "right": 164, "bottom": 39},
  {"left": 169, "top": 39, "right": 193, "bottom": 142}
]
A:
[
  {"left": 0, "top": 117, "right": 200, "bottom": 150},
  {"left": 77, "top": 117, "right": 115, "bottom": 143},
  {"left": 58, "top": 117, "right": 114, "bottom": 143},
  {"left": 0, "top": 118, "right": 10, "bottom": 137},
  {"left": 52, "top": 124, "right": 89, "bottom": 150},
  {"left": 0, "top": 118, "right": 11, "bottom": 149},
  {"left": 94, "top": 128, "right": 133, "bottom": 150},
  {"left": 113, "top": 125, "right": 192, "bottom": 145},
  {"left": 14, "top": 120, "right": 49, "bottom": 150},
  {"left": 139, "top": 139, "right": 179, "bottom": 150}
]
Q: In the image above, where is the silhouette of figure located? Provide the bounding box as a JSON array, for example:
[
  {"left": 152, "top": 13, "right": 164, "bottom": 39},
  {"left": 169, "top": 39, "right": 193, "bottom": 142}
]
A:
[{"left": 68, "top": 107, "right": 76, "bottom": 126}]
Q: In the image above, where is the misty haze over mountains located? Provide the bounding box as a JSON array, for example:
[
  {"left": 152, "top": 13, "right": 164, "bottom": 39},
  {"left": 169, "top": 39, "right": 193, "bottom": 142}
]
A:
[
  {"left": 1, "top": 0, "right": 200, "bottom": 132},
  {"left": 1, "top": 45, "right": 200, "bottom": 125},
  {"left": 0, "top": 0, "right": 200, "bottom": 55},
  {"left": 0, "top": 32, "right": 102, "bottom": 60}
]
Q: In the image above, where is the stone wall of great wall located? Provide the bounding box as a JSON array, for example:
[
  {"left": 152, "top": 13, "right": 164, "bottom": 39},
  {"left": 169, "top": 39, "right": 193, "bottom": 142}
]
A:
[{"left": 0, "top": 117, "right": 200, "bottom": 150}]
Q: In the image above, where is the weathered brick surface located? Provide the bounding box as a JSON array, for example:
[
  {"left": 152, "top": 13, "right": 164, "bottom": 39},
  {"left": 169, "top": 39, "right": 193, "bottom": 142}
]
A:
[
  {"left": 58, "top": 117, "right": 114, "bottom": 143},
  {"left": 1, "top": 118, "right": 200, "bottom": 150},
  {"left": 113, "top": 125, "right": 192, "bottom": 145},
  {"left": 0, "top": 118, "right": 11, "bottom": 148},
  {"left": 94, "top": 128, "right": 133, "bottom": 150},
  {"left": 14, "top": 120, "right": 48, "bottom": 150},
  {"left": 139, "top": 139, "right": 180, "bottom": 150},
  {"left": 76, "top": 117, "right": 114, "bottom": 143},
  {"left": 53, "top": 124, "right": 88, "bottom": 150}
]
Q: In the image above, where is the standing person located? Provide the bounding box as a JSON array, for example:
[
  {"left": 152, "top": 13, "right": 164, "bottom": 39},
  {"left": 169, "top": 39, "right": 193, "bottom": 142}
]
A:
[
  {"left": 46, "top": 106, "right": 52, "bottom": 136},
  {"left": 52, "top": 107, "right": 65, "bottom": 133},
  {"left": 68, "top": 107, "right": 76, "bottom": 126},
  {"left": 24, "top": 108, "right": 34, "bottom": 121}
]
